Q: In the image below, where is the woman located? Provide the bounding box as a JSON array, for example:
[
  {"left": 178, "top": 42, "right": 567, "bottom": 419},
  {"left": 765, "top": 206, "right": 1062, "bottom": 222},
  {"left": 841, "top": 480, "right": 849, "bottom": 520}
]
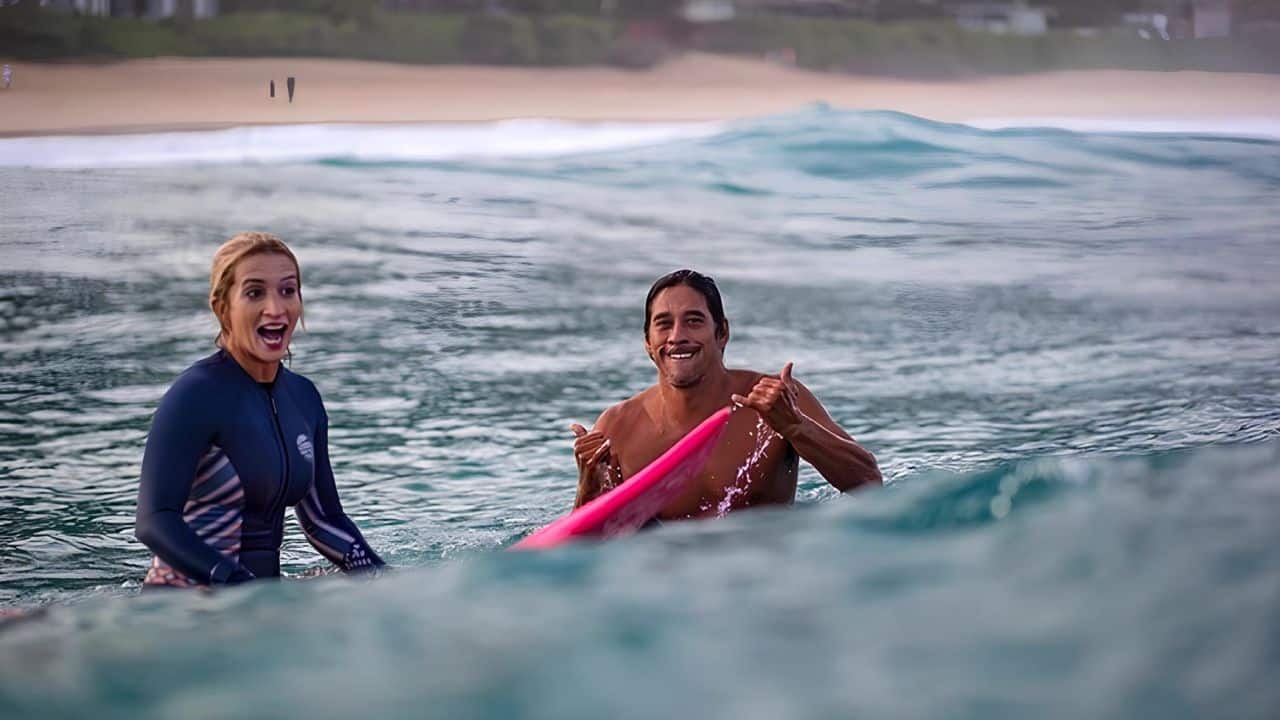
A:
[{"left": 135, "top": 232, "right": 384, "bottom": 587}]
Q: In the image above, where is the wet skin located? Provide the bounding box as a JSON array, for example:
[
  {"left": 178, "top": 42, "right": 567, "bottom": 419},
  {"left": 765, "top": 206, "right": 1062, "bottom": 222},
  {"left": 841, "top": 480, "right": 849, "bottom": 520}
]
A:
[{"left": 572, "top": 285, "right": 881, "bottom": 519}]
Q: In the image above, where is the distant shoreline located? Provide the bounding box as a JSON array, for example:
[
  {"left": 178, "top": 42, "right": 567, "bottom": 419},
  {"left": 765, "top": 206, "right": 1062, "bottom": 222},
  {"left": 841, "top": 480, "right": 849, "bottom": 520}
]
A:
[{"left": 1, "top": 53, "right": 1278, "bottom": 139}]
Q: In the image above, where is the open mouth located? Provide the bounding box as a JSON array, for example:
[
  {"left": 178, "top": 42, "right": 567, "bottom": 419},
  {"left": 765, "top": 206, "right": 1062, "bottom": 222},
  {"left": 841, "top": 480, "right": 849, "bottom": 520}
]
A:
[
  {"left": 666, "top": 347, "right": 699, "bottom": 361},
  {"left": 257, "top": 323, "right": 288, "bottom": 347}
]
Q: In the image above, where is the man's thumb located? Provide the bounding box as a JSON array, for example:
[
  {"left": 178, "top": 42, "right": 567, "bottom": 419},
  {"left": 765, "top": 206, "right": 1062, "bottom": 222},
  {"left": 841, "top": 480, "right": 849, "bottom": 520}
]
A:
[{"left": 780, "top": 361, "right": 794, "bottom": 385}]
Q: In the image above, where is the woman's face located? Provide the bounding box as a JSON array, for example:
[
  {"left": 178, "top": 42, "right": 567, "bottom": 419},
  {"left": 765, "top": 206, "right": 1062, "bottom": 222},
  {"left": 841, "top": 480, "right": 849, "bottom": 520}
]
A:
[{"left": 221, "top": 252, "right": 301, "bottom": 382}]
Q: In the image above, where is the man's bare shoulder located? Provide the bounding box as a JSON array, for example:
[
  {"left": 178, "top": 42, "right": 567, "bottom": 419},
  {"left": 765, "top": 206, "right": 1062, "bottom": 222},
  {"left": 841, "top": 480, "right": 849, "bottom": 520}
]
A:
[
  {"left": 595, "top": 386, "right": 659, "bottom": 432},
  {"left": 727, "top": 368, "right": 769, "bottom": 390},
  {"left": 728, "top": 366, "right": 823, "bottom": 404}
]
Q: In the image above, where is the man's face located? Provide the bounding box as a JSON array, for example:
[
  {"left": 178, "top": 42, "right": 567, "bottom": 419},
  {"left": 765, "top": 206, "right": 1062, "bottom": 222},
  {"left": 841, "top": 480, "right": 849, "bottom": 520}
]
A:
[{"left": 645, "top": 285, "right": 728, "bottom": 389}]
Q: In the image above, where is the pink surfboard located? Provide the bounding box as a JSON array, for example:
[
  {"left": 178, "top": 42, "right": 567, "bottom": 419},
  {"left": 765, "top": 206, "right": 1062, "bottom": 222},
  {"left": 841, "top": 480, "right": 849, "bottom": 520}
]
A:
[{"left": 513, "top": 407, "right": 732, "bottom": 550}]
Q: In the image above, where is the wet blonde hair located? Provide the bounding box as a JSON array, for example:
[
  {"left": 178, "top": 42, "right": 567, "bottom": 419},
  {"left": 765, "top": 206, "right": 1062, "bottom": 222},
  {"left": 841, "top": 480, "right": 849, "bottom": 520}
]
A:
[{"left": 209, "top": 231, "right": 303, "bottom": 348}]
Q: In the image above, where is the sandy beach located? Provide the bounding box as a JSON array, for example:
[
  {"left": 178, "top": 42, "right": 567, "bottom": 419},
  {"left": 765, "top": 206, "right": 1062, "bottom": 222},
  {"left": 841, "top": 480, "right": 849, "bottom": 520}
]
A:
[{"left": 1, "top": 52, "right": 1279, "bottom": 136}]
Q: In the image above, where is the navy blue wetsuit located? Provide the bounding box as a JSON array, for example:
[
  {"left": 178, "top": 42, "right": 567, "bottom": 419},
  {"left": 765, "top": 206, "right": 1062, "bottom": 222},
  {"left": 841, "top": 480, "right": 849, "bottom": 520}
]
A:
[{"left": 135, "top": 350, "right": 384, "bottom": 586}]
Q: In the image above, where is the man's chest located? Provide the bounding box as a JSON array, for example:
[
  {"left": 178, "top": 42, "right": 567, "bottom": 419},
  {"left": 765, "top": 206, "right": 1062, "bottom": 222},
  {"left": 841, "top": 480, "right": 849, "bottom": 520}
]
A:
[{"left": 616, "top": 416, "right": 796, "bottom": 517}]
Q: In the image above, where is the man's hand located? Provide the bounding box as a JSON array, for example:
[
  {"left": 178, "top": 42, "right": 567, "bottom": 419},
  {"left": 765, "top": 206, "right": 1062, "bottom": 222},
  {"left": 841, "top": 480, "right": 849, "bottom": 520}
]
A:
[
  {"left": 571, "top": 423, "right": 615, "bottom": 478},
  {"left": 731, "top": 362, "right": 804, "bottom": 438},
  {"left": 571, "top": 423, "right": 621, "bottom": 507}
]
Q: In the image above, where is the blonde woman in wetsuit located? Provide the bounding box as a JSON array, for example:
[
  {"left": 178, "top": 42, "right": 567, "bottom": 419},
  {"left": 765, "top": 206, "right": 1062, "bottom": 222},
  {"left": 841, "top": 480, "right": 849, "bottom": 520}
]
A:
[{"left": 135, "top": 232, "right": 383, "bottom": 587}]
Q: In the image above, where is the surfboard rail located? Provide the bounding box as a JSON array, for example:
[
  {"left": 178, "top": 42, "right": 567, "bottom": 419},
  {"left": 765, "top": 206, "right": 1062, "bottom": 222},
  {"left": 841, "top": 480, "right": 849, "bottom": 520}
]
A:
[{"left": 513, "top": 407, "right": 733, "bottom": 550}]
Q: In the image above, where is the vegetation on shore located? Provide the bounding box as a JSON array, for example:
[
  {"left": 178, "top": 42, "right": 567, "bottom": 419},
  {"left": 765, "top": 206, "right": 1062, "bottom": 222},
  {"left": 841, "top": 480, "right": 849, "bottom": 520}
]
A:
[
  {"left": 703, "top": 16, "right": 1280, "bottom": 76},
  {"left": 1, "top": 2, "right": 1277, "bottom": 77}
]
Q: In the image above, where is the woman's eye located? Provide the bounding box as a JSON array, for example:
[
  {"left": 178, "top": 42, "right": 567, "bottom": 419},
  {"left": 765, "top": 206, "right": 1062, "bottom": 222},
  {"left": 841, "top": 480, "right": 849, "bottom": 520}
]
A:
[
  {"left": 282, "top": 287, "right": 297, "bottom": 297},
  {"left": 246, "top": 289, "right": 262, "bottom": 299}
]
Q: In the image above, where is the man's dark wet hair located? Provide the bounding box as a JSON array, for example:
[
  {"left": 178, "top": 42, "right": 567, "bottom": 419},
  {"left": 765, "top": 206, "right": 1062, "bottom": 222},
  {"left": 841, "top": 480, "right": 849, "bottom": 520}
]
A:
[{"left": 643, "top": 269, "right": 727, "bottom": 338}]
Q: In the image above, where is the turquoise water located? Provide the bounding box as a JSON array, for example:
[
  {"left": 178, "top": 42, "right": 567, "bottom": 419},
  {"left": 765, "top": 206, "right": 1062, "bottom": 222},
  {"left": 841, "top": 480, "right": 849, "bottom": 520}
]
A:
[{"left": 1, "top": 109, "right": 1279, "bottom": 718}]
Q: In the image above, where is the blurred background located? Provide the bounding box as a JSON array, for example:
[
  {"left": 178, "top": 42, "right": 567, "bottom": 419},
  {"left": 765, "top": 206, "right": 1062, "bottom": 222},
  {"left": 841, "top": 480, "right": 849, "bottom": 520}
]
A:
[{"left": 3, "top": 0, "right": 1280, "bottom": 76}]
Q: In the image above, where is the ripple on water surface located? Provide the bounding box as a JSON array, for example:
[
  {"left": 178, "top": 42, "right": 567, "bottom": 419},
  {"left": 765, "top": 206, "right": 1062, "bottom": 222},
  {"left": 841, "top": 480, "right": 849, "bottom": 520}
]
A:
[{"left": 1, "top": 110, "right": 1279, "bottom": 718}]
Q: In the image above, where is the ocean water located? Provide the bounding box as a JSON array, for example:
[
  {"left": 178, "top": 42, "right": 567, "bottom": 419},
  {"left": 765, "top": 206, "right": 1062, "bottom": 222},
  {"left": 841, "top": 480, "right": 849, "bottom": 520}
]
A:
[{"left": 1, "top": 108, "right": 1279, "bottom": 719}]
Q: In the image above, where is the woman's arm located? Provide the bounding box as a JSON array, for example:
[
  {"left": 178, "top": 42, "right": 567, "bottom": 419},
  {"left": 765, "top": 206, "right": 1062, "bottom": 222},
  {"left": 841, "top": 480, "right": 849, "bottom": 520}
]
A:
[
  {"left": 134, "top": 379, "right": 254, "bottom": 584},
  {"left": 295, "top": 411, "right": 385, "bottom": 572}
]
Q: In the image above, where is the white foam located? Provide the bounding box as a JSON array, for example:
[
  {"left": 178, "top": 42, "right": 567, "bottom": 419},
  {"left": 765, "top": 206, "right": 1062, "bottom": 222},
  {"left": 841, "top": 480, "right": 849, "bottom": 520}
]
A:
[
  {"left": 5, "top": 114, "right": 1275, "bottom": 169},
  {"left": 0, "top": 119, "right": 723, "bottom": 169},
  {"left": 967, "top": 116, "right": 1280, "bottom": 141}
]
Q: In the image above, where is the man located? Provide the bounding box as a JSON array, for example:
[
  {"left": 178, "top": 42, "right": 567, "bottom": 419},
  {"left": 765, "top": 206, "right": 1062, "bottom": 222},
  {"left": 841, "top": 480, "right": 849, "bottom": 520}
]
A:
[{"left": 571, "top": 269, "right": 880, "bottom": 519}]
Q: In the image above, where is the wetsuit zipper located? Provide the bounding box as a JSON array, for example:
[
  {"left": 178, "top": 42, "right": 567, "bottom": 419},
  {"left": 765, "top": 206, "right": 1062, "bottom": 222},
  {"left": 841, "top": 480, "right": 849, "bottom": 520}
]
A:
[{"left": 266, "top": 388, "right": 290, "bottom": 534}]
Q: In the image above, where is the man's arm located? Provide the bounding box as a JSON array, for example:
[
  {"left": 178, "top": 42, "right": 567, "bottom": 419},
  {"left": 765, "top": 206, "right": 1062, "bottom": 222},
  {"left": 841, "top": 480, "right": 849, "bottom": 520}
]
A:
[
  {"left": 783, "top": 382, "right": 881, "bottom": 491},
  {"left": 732, "top": 363, "right": 881, "bottom": 492}
]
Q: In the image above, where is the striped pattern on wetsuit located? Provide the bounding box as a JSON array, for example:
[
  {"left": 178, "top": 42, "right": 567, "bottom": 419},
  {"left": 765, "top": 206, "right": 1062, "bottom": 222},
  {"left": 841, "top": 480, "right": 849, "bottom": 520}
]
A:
[
  {"left": 145, "top": 446, "right": 244, "bottom": 587},
  {"left": 296, "top": 486, "right": 379, "bottom": 570}
]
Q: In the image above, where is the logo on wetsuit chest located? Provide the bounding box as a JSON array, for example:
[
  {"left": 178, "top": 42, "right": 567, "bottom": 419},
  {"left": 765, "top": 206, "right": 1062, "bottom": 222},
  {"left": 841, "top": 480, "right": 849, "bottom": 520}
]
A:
[{"left": 296, "top": 434, "right": 314, "bottom": 462}]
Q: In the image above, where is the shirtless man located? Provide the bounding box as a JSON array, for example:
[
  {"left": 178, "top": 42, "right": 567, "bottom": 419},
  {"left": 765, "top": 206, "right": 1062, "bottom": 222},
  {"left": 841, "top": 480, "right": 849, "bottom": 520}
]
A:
[{"left": 571, "top": 269, "right": 881, "bottom": 519}]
